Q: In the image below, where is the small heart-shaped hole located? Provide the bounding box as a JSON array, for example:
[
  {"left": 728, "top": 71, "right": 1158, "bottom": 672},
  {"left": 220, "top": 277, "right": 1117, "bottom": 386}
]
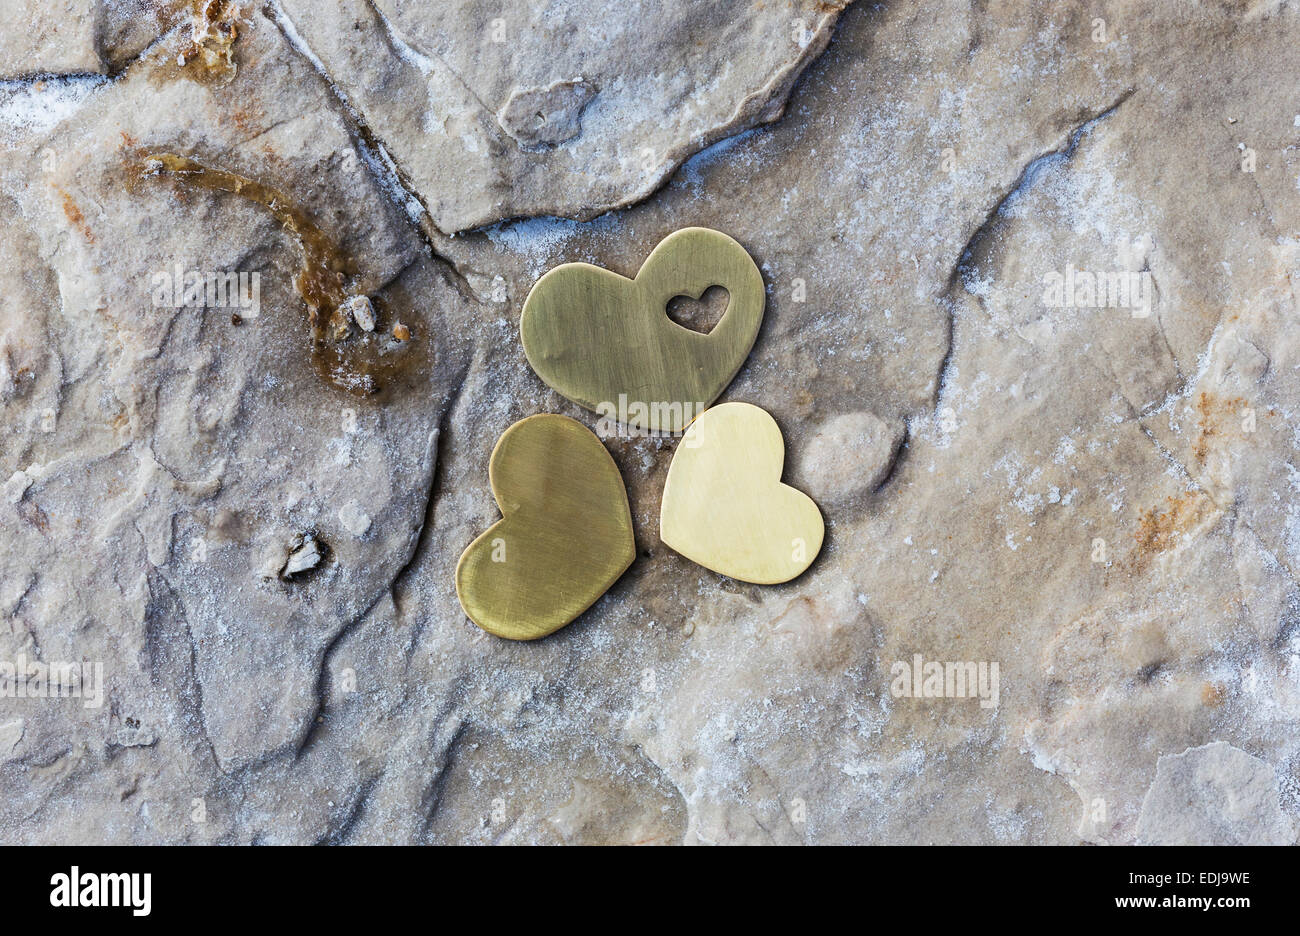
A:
[{"left": 666, "top": 285, "right": 729, "bottom": 335}]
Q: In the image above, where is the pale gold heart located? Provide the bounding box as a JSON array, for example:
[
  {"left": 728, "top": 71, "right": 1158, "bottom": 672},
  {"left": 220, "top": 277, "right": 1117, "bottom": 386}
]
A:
[{"left": 660, "top": 402, "right": 823, "bottom": 584}]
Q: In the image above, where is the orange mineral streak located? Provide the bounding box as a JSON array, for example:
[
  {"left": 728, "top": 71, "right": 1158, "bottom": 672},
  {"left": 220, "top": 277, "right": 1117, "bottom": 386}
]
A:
[
  {"left": 1132, "top": 490, "right": 1215, "bottom": 570},
  {"left": 1192, "top": 391, "right": 1249, "bottom": 465},
  {"left": 58, "top": 189, "right": 95, "bottom": 243},
  {"left": 1201, "top": 682, "right": 1227, "bottom": 707}
]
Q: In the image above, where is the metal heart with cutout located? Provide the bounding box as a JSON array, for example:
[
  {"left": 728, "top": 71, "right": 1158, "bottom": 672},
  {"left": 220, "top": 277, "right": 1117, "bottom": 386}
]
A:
[{"left": 521, "top": 227, "right": 764, "bottom": 434}]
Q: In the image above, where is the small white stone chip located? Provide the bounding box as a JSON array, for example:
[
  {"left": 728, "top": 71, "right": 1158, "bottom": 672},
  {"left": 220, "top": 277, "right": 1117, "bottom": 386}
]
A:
[
  {"left": 3, "top": 470, "right": 31, "bottom": 505},
  {"left": 339, "top": 500, "right": 371, "bottom": 536},
  {"left": 282, "top": 535, "right": 322, "bottom": 577},
  {"left": 344, "top": 295, "right": 376, "bottom": 332}
]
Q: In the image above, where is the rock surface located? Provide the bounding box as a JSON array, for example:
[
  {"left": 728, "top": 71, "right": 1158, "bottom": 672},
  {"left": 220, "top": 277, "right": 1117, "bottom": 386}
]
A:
[
  {"left": 1135, "top": 742, "right": 1296, "bottom": 846},
  {"left": 1, "top": 0, "right": 1298, "bottom": 844},
  {"left": 273, "top": 0, "right": 850, "bottom": 231},
  {"left": 0, "top": 0, "right": 102, "bottom": 79}
]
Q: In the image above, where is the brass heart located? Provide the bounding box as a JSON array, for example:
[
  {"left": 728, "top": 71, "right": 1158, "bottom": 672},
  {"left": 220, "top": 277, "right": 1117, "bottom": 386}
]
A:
[
  {"left": 660, "top": 402, "right": 823, "bottom": 584},
  {"left": 455, "top": 414, "right": 635, "bottom": 640},
  {"left": 521, "top": 227, "right": 764, "bottom": 433}
]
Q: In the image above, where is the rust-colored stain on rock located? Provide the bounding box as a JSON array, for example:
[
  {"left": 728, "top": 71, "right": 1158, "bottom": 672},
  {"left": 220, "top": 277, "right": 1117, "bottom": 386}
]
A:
[
  {"left": 57, "top": 189, "right": 94, "bottom": 243},
  {"left": 1133, "top": 490, "right": 1215, "bottom": 563},
  {"left": 136, "top": 151, "right": 424, "bottom": 398}
]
